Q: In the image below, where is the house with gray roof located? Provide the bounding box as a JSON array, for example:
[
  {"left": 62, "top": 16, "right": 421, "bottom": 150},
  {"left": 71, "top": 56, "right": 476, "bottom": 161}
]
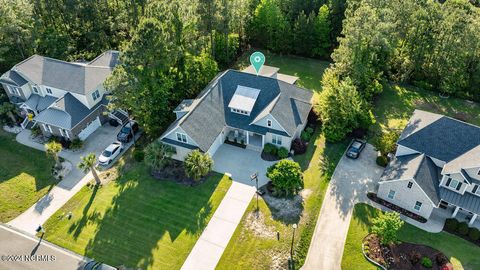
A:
[
  {"left": 377, "top": 109, "right": 480, "bottom": 226},
  {"left": 159, "top": 67, "right": 313, "bottom": 161},
  {"left": 1, "top": 50, "right": 120, "bottom": 140}
]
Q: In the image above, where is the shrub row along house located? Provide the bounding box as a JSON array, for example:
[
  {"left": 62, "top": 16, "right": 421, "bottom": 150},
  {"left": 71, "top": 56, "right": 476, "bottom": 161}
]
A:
[
  {"left": 378, "top": 110, "right": 480, "bottom": 227},
  {"left": 0, "top": 51, "right": 123, "bottom": 140},
  {"left": 159, "top": 65, "right": 313, "bottom": 161}
]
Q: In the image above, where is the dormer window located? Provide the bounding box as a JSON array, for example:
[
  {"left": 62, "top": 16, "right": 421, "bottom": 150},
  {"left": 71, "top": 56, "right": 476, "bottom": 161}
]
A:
[
  {"left": 445, "top": 178, "right": 462, "bottom": 191},
  {"left": 92, "top": 90, "right": 100, "bottom": 101},
  {"left": 32, "top": 86, "right": 39, "bottom": 93},
  {"left": 228, "top": 85, "right": 260, "bottom": 116},
  {"left": 176, "top": 132, "right": 187, "bottom": 143},
  {"left": 46, "top": 87, "right": 52, "bottom": 94},
  {"left": 267, "top": 120, "right": 272, "bottom": 127}
]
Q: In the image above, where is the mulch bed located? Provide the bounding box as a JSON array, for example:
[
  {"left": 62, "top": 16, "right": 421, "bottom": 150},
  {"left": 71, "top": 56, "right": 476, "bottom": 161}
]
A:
[
  {"left": 261, "top": 151, "right": 281, "bottom": 161},
  {"left": 364, "top": 234, "right": 453, "bottom": 270},
  {"left": 150, "top": 159, "right": 211, "bottom": 186},
  {"left": 368, "top": 193, "right": 427, "bottom": 223}
]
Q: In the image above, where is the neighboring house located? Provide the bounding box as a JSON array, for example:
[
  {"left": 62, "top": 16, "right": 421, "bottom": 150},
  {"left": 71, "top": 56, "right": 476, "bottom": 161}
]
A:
[
  {"left": 0, "top": 50, "right": 123, "bottom": 140},
  {"left": 159, "top": 66, "right": 313, "bottom": 161},
  {"left": 377, "top": 109, "right": 480, "bottom": 226}
]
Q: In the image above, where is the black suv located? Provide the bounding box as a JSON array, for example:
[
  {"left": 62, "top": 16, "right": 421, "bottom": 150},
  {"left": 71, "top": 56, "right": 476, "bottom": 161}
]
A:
[
  {"left": 346, "top": 139, "right": 366, "bottom": 159},
  {"left": 117, "top": 121, "right": 139, "bottom": 143}
]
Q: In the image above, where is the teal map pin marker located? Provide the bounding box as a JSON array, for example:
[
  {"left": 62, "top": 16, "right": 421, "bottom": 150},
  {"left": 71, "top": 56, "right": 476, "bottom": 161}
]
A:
[{"left": 250, "top": 51, "right": 265, "bottom": 75}]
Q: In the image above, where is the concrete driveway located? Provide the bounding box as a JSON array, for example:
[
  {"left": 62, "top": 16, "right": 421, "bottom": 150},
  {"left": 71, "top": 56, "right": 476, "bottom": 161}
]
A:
[
  {"left": 212, "top": 144, "right": 276, "bottom": 187},
  {"left": 9, "top": 125, "right": 125, "bottom": 234},
  {"left": 302, "top": 143, "right": 384, "bottom": 270}
]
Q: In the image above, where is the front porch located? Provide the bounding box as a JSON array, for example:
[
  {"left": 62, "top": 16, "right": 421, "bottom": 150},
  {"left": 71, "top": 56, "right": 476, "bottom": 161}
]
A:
[
  {"left": 224, "top": 127, "right": 264, "bottom": 152},
  {"left": 432, "top": 203, "right": 480, "bottom": 230}
]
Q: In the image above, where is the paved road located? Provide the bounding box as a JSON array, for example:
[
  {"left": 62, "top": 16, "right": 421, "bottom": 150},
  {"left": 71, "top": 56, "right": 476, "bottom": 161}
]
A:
[
  {"left": 181, "top": 181, "right": 256, "bottom": 270},
  {"left": 8, "top": 126, "right": 127, "bottom": 234},
  {"left": 302, "top": 144, "right": 383, "bottom": 270}
]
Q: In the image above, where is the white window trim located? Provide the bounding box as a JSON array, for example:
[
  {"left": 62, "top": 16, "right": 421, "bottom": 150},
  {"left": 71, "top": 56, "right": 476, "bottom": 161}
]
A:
[
  {"left": 92, "top": 90, "right": 100, "bottom": 101},
  {"left": 64, "top": 129, "right": 70, "bottom": 139},
  {"left": 32, "top": 86, "right": 39, "bottom": 93},
  {"left": 46, "top": 87, "right": 53, "bottom": 94},
  {"left": 414, "top": 201, "right": 422, "bottom": 211},
  {"left": 449, "top": 179, "right": 460, "bottom": 190},
  {"left": 387, "top": 189, "right": 395, "bottom": 199},
  {"left": 176, "top": 132, "right": 187, "bottom": 143},
  {"left": 272, "top": 134, "right": 282, "bottom": 146},
  {"left": 42, "top": 123, "right": 48, "bottom": 131},
  {"left": 59, "top": 128, "right": 64, "bottom": 137}
]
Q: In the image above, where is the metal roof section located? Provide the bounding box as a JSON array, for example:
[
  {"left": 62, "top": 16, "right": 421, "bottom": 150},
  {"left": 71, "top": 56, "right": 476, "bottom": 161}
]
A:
[
  {"left": 23, "top": 94, "right": 57, "bottom": 112},
  {"left": 440, "top": 187, "right": 480, "bottom": 214},
  {"left": 0, "top": 70, "right": 28, "bottom": 86},
  {"left": 228, "top": 85, "right": 261, "bottom": 114}
]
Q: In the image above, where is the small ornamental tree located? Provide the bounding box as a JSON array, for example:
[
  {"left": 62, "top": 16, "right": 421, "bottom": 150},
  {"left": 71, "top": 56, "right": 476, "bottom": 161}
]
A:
[
  {"left": 144, "top": 141, "right": 174, "bottom": 173},
  {"left": 266, "top": 160, "right": 303, "bottom": 196},
  {"left": 371, "top": 212, "right": 404, "bottom": 245},
  {"left": 78, "top": 153, "right": 101, "bottom": 185},
  {"left": 45, "top": 141, "right": 62, "bottom": 169},
  {"left": 184, "top": 150, "right": 213, "bottom": 181},
  {"left": 375, "top": 130, "right": 400, "bottom": 156}
]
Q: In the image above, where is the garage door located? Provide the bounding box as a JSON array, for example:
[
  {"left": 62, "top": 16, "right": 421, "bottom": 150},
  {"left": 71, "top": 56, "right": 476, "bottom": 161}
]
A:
[{"left": 78, "top": 116, "right": 101, "bottom": 140}]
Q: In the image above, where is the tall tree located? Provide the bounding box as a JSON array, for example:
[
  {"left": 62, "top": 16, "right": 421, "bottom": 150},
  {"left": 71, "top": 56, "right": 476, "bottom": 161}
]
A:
[
  {"left": 312, "top": 4, "right": 332, "bottom": 58},
  {"left": 45, "top": 141, "right": 62, "bottom": 169},
  {"left": 78, "top": 153, "right": 101, "bottom": 185}
]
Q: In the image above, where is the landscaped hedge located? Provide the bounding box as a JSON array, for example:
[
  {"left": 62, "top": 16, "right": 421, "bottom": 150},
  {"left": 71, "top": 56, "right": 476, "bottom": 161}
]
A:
[
  {"left": 444, "top": 218, "right": 459, "bottom": 231},
  {"left": 263, "top": 143, "right": 277, "bottom": 155},
  {"left": 376, "top": 156, "right": 388, "bottom": 167},
  {"left": 458, "top": 222, "right": 469, "bottom": 236},
  {"left": 277, "top": 147, "right": 289, "bottom": 159},
  {"left": 469, "top": 228, "right": 480, "bottom": 241}
]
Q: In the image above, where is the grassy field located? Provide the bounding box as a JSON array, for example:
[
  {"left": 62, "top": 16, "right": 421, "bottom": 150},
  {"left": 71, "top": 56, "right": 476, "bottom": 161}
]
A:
[
  {"left": 0, "top": 130, "right": 56, "bottom": 222},
  {"left": 370, "top": 84, "right": 480, "bottom": 141},
  {"left": 233, "top": 50, "right": 330, "bottom": 92},
  {"left": 42, "top": 164, "right": 232, "bottom": 270},
  {"left": 342, "top": 204, "right": 480, "bottom": 270}
]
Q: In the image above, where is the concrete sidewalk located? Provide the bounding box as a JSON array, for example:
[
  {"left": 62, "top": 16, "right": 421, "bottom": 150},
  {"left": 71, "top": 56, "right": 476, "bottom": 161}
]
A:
[
  {"left": 8, "top": 126, "right": 125, "bottom": 234},
  {"left": 181, "top": 181, "right": 256, "bottom": 270}
]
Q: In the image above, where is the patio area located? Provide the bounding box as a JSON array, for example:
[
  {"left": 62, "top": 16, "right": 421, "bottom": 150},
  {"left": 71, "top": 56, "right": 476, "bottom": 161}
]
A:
[{"left": 212, "top": 144, "right": 276, "bottom": 186}]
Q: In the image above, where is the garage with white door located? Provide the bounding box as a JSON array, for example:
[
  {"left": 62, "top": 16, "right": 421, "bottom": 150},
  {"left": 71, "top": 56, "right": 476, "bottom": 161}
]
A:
[{"left": 78, "top": 116, "right": 102, "bottom": 140}]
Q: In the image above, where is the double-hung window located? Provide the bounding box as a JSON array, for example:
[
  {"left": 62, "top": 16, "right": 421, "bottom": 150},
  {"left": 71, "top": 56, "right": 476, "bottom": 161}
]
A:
[
  {"left": 46, "top": 87, "right": 53, "bottom": 94},
  {"left": 414, "top": 201, "right": 422, "bottom": 211},
  {"left": 92, "top": 90, "right": 100, "bottom": 101},
  {"left": 446, "top": 178, "right": 462, "bottom": 191},
  {"left": 407, "top": 182, "right": 413, "bottom": 189},
  {"left": 32, "top": 86, "right": 39, "bottom": 94},
  {"left": 272, "top": 134, "right": 282, "bottom": 146},
  {"left": 387, "top": 189, "right": 396, "bottom": 199},
  {"left": 176, "top": 133, "right": 187, "bottom": 143}
]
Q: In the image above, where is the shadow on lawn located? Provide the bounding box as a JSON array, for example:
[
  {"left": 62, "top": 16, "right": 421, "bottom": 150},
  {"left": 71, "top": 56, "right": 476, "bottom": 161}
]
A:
[
  {"left": 82, "top": 166, "right": 220, "bottom": 269},
  {"left": 68, "top": 185, "right": 100, "bottom": 240}
]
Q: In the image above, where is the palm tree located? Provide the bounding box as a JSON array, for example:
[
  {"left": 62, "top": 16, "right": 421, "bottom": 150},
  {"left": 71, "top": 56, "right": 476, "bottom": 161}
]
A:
[
  {"left": 78, "top": 153, "right": 101, "bottom": 185},
  {"left": 45, "top": 141, "right": 62, "bottom": 169},
  {"left": 184, "top": 150, "right": 213, "bottom": 181},
  {"left": 144, "top": 141, "right": 174, "bottom": 173}
]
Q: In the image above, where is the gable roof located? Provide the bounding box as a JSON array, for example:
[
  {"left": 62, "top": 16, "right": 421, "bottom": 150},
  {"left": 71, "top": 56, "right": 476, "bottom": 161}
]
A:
[
  {"left": 398, "top": 110, "right": 480, "bottom": 164},
  {"left": 161, "top": 69, "right": 313, "bottom": 151},
  {"left": 10, "top": 51, "right": 119, "bottom": 95},
  {"left": 0, "top": 70, "right": 28, "bottom": 86},
  {"left": 34, "top": 93, "right": 107, "bottom": 129},
  {"left": 381, "top": 153, "right": 441, "bottom": 205}
]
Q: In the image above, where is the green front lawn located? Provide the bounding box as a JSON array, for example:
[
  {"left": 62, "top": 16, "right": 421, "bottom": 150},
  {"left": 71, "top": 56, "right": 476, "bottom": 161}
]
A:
[
  {"left": 0, "top": 130, "right": 56, "bottom": 222},
  {"left": 217, "top": 129, "right": 348, "bottom": 269},
  {"left": 342, "top": 204, "right": 480, "bottom": 270},
  {"left": 370, "top": 84, "right": 480, "bottom": 141},
  {"left": 42, "top": 164, "right": 232, "bottom": 270}
]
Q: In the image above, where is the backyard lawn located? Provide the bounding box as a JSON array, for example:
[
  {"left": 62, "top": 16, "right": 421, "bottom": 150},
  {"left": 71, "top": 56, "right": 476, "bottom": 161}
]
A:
[
  {"left": 0, "top": 130, "right": 56, "bottom": 222},
  {"left": 342, "top": 204, "right": 480, "bottom": 270},
  {"left": 42, "top": 164, "right": 232, "bottom": 270},
  {"left": 370, "top": 83, "right": 480, "bottom": 141}
]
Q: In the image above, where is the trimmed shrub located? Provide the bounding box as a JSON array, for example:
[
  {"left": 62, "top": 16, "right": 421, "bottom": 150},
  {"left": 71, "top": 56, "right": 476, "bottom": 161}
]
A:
[
  {"left": 469, "top": 227, "right": 480, "bottom": 241},
  {"left": 264, "top": 143, "right": 277, "bottom": 155},
  {"left": 435, "top": 253, "right": 448, "bottom": 265},
  {"left": 409, "top": 250, "right": 421, "bottom": 264},
  {"left": 444, "top": 218, "right": 459, "bottom": 232},
  {"left": 421, "top": 257, "right": 433, "bottom": 268},
  {"left": 31, "top": 125, "right": 42, "bottom": 137},
  {"left": 70, "top": 138, "right": 84, "bottom": 150},
  {"left": 376, "top": 156, "right": 388, "bottom": 167},
  {"left": 291, "top": 138, "right": 307, "bottom": 155},
  {"left": 458, "top": 222, "right": 469, "bottom": 235},
  {"left": 133, "top": 149, "right": 144, "bottom": 162},
  {"left": 278, "top": 147, "right": 289, "bottom": 159},
  {"left": 301, "top": 130, "right": 311, "bottom": 141}
]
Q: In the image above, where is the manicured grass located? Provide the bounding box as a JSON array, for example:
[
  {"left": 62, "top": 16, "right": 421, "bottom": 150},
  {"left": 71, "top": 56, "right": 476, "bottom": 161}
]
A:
[
  {"left": 0, "top": 130, "right": 56, "bottom": 222},
  {"left": 217, "top": 128, "right": 348, "bottom": 269},
  {"left": 370, "top": 84, "right": 480, "bottom": 141},
  {"left": 342, "top": 204, "right": 480, "bottom": 270},
  {"left": 42, "top": 164, "right": 232, "bottom": 270},
  {"left": 233, "top": 50, "right": 330, "bottom": 92}
]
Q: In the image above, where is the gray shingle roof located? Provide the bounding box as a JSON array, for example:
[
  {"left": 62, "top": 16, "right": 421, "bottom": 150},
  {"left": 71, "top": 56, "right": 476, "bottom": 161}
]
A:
[
  {"left": 88, "top": 50, "right": 120, "bottom": 67},
  {"left": 440, "top": 187, "right": 480, "bottom": 214},
  {"left": 381, "top": 153, "right": 441, "bottom": 204},
  {"left": 0, "top": 70, "right": 28, "bottom": 86},
  {"left": 24, "top": 94, "right": 58, "bottom": 112},
  {"left": 12, "top": 51, "right": 118, "bottom": 95},
  {"left": 398, "top": 109, "right": 480, "bottom": 163},
  {"left": 443, "top": 145, "right": 480, "bottom": 174},
  {"left": 34, "top": 93, "right": 107, "bottom": 129},
  {"left": 161, "top": 69, "right": 313, "bottom": 151}
]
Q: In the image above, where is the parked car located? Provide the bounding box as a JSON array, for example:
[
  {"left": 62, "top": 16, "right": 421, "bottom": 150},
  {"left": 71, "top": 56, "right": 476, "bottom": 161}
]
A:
[
  {"left": 346, "top": 139, "right": 366, "bottom": 159},
  {"left": 98, "top": 142, "right": 124, "bottom": 166},
  {"left": 116, "top": 121, "right": 139, "bottom": 143}
]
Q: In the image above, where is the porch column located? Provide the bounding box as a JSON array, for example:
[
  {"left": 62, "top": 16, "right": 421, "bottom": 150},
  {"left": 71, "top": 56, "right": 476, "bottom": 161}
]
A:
[
  {"left": 469, "top": 213, "right": 478, "bottom": 226},
  {"left": 452, "top": 206, "right": 460, "bottom": 218},
  {"left": 246, "top": 131, "right": 249, "bottom": 144}
]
